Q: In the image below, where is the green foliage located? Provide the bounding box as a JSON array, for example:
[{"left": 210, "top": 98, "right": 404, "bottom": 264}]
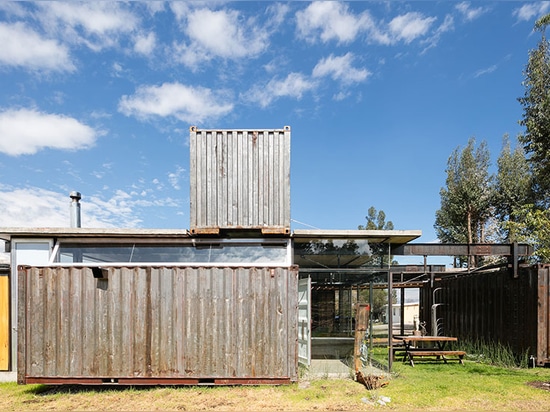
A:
[
  {"left": 493, "top": 136, "right": 533, "bottom": 240},
  {"left": 358, "top": 206, "right": 394, "bottom": 231},
  {"left": 359, "top": 288, "right": 396, "bottom": 321},
  {"left": 435, "top": 138, "right": 492, "bottom": 244},
  {"left": 504, "top": 204, "right": 550, "bottom": 263},
  {"left": 434, "top": 14, "right": 550, "bottom": 265},
  {"left": 459, "top": 339, "right": 530, "bottom": 368},
  {"left": 518, "top": 15, "right": 550, "bottom": 206},
  {"left": 435, "top": 138, "right": 493, "bottom": 266},
  {"left": 358, "top": 205, "right": 395, "bottom": 267},
  {"left": 357, "top": 206, "right": 397, "bottom": 319},
  {"left": 494, "top": 136, "right": 532, "bottom": 220},
  {"left": 535, "top": 13, "right": 550, "bottom": 31}
]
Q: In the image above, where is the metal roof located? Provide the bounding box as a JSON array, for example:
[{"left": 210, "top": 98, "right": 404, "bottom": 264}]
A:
[
  {"left": 291, "top": 229, "right": 421, "bottom": 244},
  {"left": 0, "top": 227, "right": 422, "bottom": 270},
  {"left": 291, "top": 229, "right": 422, "bottom": 269},
  {"left": 0, "top": 227, "right": 191, "bottom": 242}
]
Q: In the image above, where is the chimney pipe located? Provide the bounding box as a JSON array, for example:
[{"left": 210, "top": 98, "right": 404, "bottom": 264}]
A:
[{"left": 70, "top": 191, "right": 82, "bottom": 228}]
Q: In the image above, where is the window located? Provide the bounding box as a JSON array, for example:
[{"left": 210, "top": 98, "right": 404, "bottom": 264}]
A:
[
  {"left": 14, "top": 241, "right": 52, "bottom": 266},
  {"left": 56, "top": 240, "right": 290, "bottom": 266}
]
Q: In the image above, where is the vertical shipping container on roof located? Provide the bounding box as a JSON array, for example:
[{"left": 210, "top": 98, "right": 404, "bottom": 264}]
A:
[
  {"left": 189, "top": 126, "right": 291, "bottom": 234},
  {"left": 18, "top": 265, "right": 299, "bottom": 385}
]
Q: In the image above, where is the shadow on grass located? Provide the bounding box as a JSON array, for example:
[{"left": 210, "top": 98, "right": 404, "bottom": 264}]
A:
[{"left": 24, "top": 384, "right": 197, "bottom": 396}]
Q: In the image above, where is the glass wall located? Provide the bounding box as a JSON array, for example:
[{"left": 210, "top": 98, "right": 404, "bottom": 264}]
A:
[{"left": 56, "top": 240, "right": 290, "bottom": 266}]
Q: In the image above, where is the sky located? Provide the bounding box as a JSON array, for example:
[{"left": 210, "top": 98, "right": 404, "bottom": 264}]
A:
[{"left": 0, "top": 1, "right": 548, "bottom": 266}]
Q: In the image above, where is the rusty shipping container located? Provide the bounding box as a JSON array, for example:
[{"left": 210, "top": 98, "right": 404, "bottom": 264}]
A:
[
  {"left": 18, "top": 265, "right": 298, "bottom": 385},
  {"left": 420, "top": 264, "right": 550, "bottom": 366},
  {"left": 189, "top": 126, "right": 291, "bottom": 234}
]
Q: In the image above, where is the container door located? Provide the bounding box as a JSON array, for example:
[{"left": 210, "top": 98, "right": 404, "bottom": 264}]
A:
[
  {"left": 11, "top": 240, "right": 52, "bottom": 372},
  {"left": 298, "top": 277, "right": 311, "bottom": 366},
  {"left": 0, "top": 272, "right": 8, "bottom": 370}
]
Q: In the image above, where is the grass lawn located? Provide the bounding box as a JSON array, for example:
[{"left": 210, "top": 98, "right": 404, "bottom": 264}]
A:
[
  {"left": 0, "top": 360, "right": 549, "bottom": 410},
  {"left": 379, "top": 360, "right": 550, "bottom": 410}
]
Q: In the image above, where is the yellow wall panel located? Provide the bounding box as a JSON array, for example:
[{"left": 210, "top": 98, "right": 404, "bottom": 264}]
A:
[{"left": 0, "top": 275, "right": 9, "bottom": 371}]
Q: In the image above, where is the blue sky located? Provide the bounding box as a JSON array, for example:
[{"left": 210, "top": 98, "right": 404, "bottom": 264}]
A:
[{"left": 0, "top": 1, "right": 548, "bottom": 265}]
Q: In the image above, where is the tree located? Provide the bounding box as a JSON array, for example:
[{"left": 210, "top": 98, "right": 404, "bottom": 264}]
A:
[
  {"left": 434, "top": 138, "right": 493, "bottom": 267},
  {"left": 518, "top": 14, "right": 550, "bottom": 206},
  {"left": 358, "top": 206, "right": 395, "bottom": 267},
  {"left": 358, "top": 206, "right": 394, "bottom": 231},
  {"left": 510, "top": 14, "right": 550, "bottom": 263},
  {"left": 493, "top": 136, "right": 532, "bottom": 241},
  {"left": 505, "top": 205, "right": 550, "bottom": 263},
  {"left": 358, "top": 206, "right": 396, "bottom": 321}
]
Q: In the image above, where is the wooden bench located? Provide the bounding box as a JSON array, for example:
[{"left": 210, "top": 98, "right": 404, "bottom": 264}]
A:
[
  {"left": 391, "top": 345, "right": 407, "bottom": 360},
  {"left": 406, "top": 350, "right": 466, "bottom": 367}
]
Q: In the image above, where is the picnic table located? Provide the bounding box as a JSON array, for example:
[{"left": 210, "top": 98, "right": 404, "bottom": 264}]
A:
[{"left": 395, "top": 335, "right": 466, "bottom": 367}]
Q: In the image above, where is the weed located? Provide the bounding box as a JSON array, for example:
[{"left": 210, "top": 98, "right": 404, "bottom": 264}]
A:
[{"left": 459, "top": 339, "right": 531, "bottom": 368}]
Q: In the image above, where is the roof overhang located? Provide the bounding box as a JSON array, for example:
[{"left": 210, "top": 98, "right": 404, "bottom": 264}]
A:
[
  {"left": 292, "top": 229, "right": 421, "bottom": 245},
  {"left": 0, "top": 227, "right": 191, "bottom": 243},
  {"left": 292, "top": 229, "right": 422, "bottom": 269}
]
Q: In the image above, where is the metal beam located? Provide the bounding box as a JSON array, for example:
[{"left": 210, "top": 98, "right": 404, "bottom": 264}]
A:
[
  {"left": 392, "top": 243, "right": 532, "bottom": 257},
  {"left": 298, "top": 265, "right": 447, "bottom": 274}
]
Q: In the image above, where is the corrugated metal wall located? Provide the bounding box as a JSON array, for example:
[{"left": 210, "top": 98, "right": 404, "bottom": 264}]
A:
[
  {"left": 18, "top": 265, "right": 298, "bottom": 384},
  {"left": 189, "top": 127, "right": 291, "bottom": 234},
  {"left": 419, "top": 265, "right": 550, "bottom": 365}
]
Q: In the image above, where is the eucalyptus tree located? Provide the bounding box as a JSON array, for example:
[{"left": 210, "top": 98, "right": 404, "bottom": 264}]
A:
[
  {"left": 493, "top": 135, "right": 532, "bottom": 239},
  {"left": 505, "top": 205, "right": 550, "bottom": 263},
  {"left": 358, "top": 206, "right": 396, "bottom": 319},
  {"left": 358, "top": 206, "right": 394, "bottom": 266},
  {"left": 518, "top": 14, "right": 550, "bottom": 206},
  {"left": 508, "top": 13, "right": 550, "bottom": 263},
  {"left": 434, "top": 138, "right": 493, "bottom": 267},
  {"left": 358, "top": 206, "right": 394, "bottom": 231}
]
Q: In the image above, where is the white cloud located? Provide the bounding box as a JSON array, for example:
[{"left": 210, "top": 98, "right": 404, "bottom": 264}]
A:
[
  {"left": 455, "top": 2, "right": 489, "bottom": 22},
  {"left": 0, "top": 184, "right": 185, "bottom": 229},
  {"left": 437, "top": 14, "right": 455, "bottom": 34},
  {"left": 170, "top": 2, "right": 190, "bottom": 22},
  {"left": 389, "top": 12, "right": 437, "bottom": 44},
  {"left": 112, "top": 62, "right": 124, "bottom": 77},
  {"left": 0, "top": 186, "right": 138, "bottom": 228},
  {"left": 312, "top": 53, "right": 370, "bottom": 85},
  {"left": 296, "top": 3, "right": 441, "bottom": 46},
  {"left": 245, "top": 53, "right": 369, "bottom": 108},
  {"left": 174, "top": 7, "right": 269, "bottom": 67},
  {"left": 144, "top": 1, "right": 166, "bottom": 15},
  {"left": 421, "top": 14, "right": 455, "bottom": 53},
  {"left": 86, "top": 190, "right": 144, "bottom": 227},
  {"left": 0, "top": 187, "right": 74, "bottom": 227},
  {"left": 134, "top": 31, "right": 156, "bottom": 56},
  {"left": 244, "top": 73, "right": 317, "bottom": 108},
  {"left": 474, "top": 64, "right": 497, "bottom": 78},
  {"left": 0, "top": 108, "right": 99, "bottom": 156},
  {"left": 0, "top": 1, "right": 28, "bottom": 18},
  {"left": 513, "top": 2, "right": 550, "bottom": 22},
  {"left": 118, "top": 82, "right": 234, "bottom": 123},
  {"left": 36, "top": 2, "right": 139, "bottom": 51},
  {"left": 296, "top": 1, "right": 375, "bottom": 44},
  {"left": 266, "top": 3, "right": 290, "bottom": 27},
  {"left": 0, "top": 22, "right": 75, "bottom": 72},
  {"left": 168, "top": 166, "right": 186, "bottom": 190}
]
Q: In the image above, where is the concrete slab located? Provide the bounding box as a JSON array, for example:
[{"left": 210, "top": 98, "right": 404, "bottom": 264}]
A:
[{"left": 303, "top": 359, "right": 389, "bottom": 380}]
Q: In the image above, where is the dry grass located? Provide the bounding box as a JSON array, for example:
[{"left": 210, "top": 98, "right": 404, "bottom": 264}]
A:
[
  {"left": 0, "top": 379, "right": 369, "bottom": 411},
  {"left": 2, "top": 361, "right": 550, "bottom": 411}
]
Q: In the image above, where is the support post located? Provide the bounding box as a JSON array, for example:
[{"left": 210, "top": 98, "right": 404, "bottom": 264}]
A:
[{"left": 388, "top": 242, "right": 393, "bottom": 372}]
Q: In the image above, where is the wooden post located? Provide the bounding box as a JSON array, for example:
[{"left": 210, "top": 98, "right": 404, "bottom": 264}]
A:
[{"left": 354, "top": 303, "right": 370, "bottom": 373}]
